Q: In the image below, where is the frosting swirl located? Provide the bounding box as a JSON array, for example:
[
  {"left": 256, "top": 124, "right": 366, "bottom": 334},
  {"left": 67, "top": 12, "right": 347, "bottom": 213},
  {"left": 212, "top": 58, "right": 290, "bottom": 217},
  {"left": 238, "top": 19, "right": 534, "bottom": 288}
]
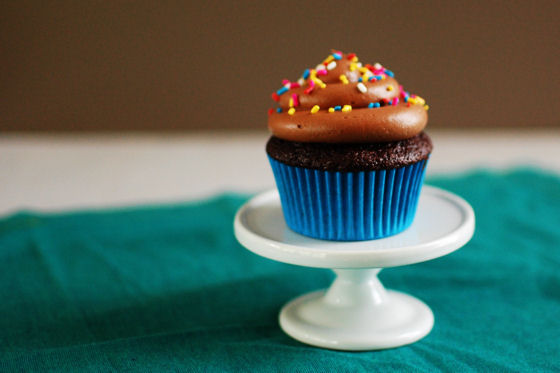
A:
[{"left": 268, "top": 51, "right": 429, "bottom": 143}]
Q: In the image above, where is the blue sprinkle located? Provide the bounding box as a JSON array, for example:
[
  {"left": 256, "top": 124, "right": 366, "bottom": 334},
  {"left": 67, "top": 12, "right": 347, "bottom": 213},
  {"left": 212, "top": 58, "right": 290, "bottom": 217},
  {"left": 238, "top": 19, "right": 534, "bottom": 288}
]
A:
[
  {"left": 358, "top": 77, "right": 363, "bottom": 82},
  {"left": 368, "top": 76, "right": 375, "bottom": 81},
  {"left": 385, "top": 70, "right": 394, "bottom": 77},
  {"left": 276, "top": 108, "right": 282, "bottom": 113},
  {"left": 302, "top": 69, "right": 310, "bottom": 79},
  {"left": 374, "top": 75, "right": 383, "bottom": 80},
  {"left": 404, "top": 96, "right": 409, "bottom": 103},
  {"left": 334, "top": 106, "right": 342, "bottom": 111},
  {"left": 333, "top": 53, "right": 342, "bottom": 60},
  {"left": 374, "top": 102, "right": 380, "bottom": 108},
  {"left": 368, "top": 103, "right": 374, "bottom": 108},
  {"left": 276, "top": 86, "right": 289, "bottom": 95}
]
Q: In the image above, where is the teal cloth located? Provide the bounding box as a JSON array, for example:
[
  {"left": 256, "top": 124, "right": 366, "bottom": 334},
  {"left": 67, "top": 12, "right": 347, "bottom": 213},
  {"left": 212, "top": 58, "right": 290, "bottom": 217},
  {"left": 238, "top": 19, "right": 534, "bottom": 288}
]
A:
[{"left": 0, "top": 169, "right": 559, "bottom": 372}]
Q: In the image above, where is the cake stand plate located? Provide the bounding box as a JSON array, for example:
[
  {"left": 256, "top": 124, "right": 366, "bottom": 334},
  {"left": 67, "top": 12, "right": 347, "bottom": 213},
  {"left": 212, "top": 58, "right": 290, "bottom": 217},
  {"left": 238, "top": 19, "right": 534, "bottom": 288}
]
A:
[{"left": 234, "top": 186, "right": 475, "bottom": 351}]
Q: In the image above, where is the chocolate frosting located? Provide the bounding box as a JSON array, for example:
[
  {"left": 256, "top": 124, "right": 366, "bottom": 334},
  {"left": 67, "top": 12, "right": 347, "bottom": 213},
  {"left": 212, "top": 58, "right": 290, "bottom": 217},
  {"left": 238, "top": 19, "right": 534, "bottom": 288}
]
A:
[{"left": 268, "top": 51, "right": 428, "bottom": 143}]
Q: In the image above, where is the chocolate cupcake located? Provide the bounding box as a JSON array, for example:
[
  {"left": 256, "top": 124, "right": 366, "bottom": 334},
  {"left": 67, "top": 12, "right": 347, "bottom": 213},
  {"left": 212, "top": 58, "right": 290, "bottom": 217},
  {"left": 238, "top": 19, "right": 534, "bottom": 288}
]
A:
[{"left": 267, "top": 51, "right": 432, "bottom": 241}]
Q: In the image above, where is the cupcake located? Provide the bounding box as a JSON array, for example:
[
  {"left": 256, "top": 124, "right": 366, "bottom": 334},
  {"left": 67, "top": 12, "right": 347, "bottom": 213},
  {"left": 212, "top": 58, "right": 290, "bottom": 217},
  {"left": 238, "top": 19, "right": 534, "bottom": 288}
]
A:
[{"left": 267, "top": 50, "right": 432, "bottom": 241}]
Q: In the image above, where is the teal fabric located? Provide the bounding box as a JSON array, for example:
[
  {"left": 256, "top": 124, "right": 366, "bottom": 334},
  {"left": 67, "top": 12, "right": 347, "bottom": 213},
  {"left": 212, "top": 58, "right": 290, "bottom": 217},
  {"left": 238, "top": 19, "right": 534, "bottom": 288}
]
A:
[{"left": 0, "top": 169, "right": 559, "bottom": 372}]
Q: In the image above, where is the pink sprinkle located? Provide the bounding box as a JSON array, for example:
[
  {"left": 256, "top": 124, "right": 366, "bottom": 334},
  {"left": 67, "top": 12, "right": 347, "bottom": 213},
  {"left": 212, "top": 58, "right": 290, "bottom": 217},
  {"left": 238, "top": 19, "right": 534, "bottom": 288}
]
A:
[
  {"left": 292, "top": 94, "right": 299, "bottom": 107},
  {"left": 290, "top": 82, "right": 301, "bottom": 89},
  {"left": 304, "top": 80, "right": 315, "bottom": 94},
  {"left": 316, "top": 69, "right": 328, "bottom": 76},
  {"left": 392, "top": 98, "right": 399, "bottom": 105},
  {"left": 282, "top": 79, "right": 290, "bottom": 85}
]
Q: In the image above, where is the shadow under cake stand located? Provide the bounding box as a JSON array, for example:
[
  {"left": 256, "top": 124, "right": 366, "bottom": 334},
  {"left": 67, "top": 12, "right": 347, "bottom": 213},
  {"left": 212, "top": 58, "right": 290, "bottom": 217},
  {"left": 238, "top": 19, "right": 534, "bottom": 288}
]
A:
[{"left": 234, "top": 186, "right": 475, "bottom": 351}]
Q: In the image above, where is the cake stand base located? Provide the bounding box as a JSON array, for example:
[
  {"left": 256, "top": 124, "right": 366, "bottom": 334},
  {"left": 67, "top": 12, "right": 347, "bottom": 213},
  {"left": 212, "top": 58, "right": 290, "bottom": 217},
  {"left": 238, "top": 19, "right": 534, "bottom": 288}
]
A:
[{"left": 279, "top": 269, "right": 433, "bottom": 351}]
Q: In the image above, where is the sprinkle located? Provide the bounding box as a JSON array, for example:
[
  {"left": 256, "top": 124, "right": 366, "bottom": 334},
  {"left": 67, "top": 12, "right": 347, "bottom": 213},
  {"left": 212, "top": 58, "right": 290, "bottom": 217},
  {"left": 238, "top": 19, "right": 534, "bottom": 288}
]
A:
[
  {"left": 315, "top": 64, "right": 324, "bottom": 71},
  {"left": 392, "top": 98, "right": 399, "bottom": 105},
  {"left": 302, "top": 69, "right": 310, "bottom": 79},
  {"left": 339, "top": 75, "right": 349, "bottom": 84},
  {"left": 271, "top": 92, "right": 280, "bottom": 102},
  {"left": 282, "top": 79, "right": 290, "bottom": 85},
  {"left": 368, "top": 76, "right": 375, "bottom": 82},
  {"left": 327, "top": 61, "right": 337, "bottom": 70},
  {"left": 276, "top": 86, "right": 289, "bottom": 95},
  {"left": 311, "top": 105, "right": 320, "bottom": 114},
  {"left": 312, "top": 77, "right": 327, "bottom": 89},
  {"left": 374, "top": 102, "right": 380, "bottom": 108},
  {"left": 357, "top": 82, "right": 367, "bottom": 93},
  {"left": 323, "top": 55, "right": 335, "bottom": 64},
  {"left": 424, "top": 105, "right": 430, "bottom": 111},
  {"left": 374, "top": 75, "right": 384, "bottom": 80},
  {"left": 288, "top": 107, "right": 296, "bottom": 115},
  {"left": 347, "top": 53, "right": 356, "bottom": 60},
  {"left": 407, "top": 103, "right": 411, "bottom": 107},
  {"left": 268, "top": 108, "right": 274, "bottom": 115},
  {"left": 334, "top": 105, "right": 342, "bottom": 111},
  {"left": 316, "top": 69, "right": 328, "bottom": 76},
  {"left": 297, "top": 78, "right": 304, "bottom": 85},
  {"left": 374, "top": 62, "right": 382, "bottom": 70},
  {"left": 328, "top": 107, "right": 335, "bottom": 113},
  {"left": 304, "top": 80, "right": 315, "bottom": 94},
  {"left": 358, "top": 77, "right": 362, "bottom": 82},
  {"left": 290, "top": 82, "right": 301, "bottom": 89},
  {"left": 332, "top": 52, "right": 342, "bottom": 60},
  {"left": 385, "top": 70, "right": 394, "bottom": 77},
  {"left": 349, "top": 63, "right": 357, "bottom": 71},
  {"left": 276, "top": 108, "right": 282, "bottom": 113},
  {"left": 386, "top": 85, "right": 394, "bottom": 91},
  {"left": 288, "top": 98, "right": 294, "bottom": 107},
  {"left": 368, "top": 102, "right": 374, "bottom": 108},
  {"left": 291, "top": 93, "right": 299, "bottom": 107},
  {"left": 342, "top": 105, "right": 352, "bottom": 112}
]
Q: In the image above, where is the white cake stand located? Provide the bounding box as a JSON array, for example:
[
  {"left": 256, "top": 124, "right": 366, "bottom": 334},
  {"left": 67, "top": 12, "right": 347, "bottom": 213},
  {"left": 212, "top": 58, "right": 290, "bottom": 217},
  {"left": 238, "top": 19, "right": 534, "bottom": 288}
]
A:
[{"left": 234, "top": 185, "right": 475, "bottom": 351}]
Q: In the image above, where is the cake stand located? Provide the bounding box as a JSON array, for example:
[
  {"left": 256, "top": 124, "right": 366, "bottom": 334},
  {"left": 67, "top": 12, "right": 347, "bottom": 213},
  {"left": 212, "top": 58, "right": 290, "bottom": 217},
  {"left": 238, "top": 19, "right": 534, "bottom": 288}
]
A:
[{"left": 234, "top": 186, "right": 475, "bottom": 351}]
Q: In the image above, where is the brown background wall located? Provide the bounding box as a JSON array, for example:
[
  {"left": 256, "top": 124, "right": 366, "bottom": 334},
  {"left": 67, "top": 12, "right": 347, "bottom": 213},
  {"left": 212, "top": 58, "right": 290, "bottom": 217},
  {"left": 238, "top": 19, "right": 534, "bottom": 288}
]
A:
[{"left": 1, "top": 0, "right": 559, "bottom": 132}]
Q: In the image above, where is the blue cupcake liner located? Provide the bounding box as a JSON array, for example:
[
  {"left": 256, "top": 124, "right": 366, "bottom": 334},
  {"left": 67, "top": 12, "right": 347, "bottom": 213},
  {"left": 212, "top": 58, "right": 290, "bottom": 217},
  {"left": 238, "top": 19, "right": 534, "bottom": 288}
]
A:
[{"left": 268, "top": 156, "right": 428, "bottom": 241}]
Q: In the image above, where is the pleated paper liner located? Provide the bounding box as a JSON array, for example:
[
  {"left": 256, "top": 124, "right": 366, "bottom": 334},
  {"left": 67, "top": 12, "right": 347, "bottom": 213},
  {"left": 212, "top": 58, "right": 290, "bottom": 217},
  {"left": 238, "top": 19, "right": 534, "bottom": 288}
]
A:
[{"left": 268, "top": 157, "right": 428, "bottom": 241}]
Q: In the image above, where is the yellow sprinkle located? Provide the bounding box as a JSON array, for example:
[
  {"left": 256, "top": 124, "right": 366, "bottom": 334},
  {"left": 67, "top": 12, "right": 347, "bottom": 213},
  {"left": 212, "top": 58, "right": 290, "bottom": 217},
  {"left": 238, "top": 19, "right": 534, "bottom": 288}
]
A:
[
  {"left": 359, "top": 67, "right": 369, "bottom": 74},
  {"left": 381, "top": 75, "right": 386, "bottom": 80},
  {"left": 386, "top": 85, "right": 394, "bottom": 91},
  {"left": 349, "top": 63, "right": 357, "bottom": 71},
  {"left": 351, "top": 56, "right": 358, "bottom": 62},
  {"left": 288, "top": 108, "right": 296, "bottom": 115},
  {"left": 328, "top": 107, "right": 335, "bottom": 113},
  {"left": 424, "top": 105, "right": 430, "bottom": 111},
  {"left": 416, "top": 96, "right": 426, "bottom": 105},
  {"left": 342, "top": 105, "right": 352, "bottom": 112},
  {"left": 339, "top": 75, "right": 349, "bottom": 84},
  {"left": 289, "top": 98, "right": 294, "bottom": 107},
  {"left": 312, "top": 77, "right": 327, "bottom": 89},
  {"left": 311, "top": 105, "right": 320, "bottom": 114},
  {"left": 323, "top": 55, "right": 334, "bottom": 64}
]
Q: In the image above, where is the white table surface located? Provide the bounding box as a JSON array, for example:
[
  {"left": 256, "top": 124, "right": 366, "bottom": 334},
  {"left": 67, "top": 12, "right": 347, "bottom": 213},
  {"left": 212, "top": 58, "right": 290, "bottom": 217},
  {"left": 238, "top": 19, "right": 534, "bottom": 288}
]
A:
[{"left": 1, "top": 130, "right": 559, "bottom": 215}]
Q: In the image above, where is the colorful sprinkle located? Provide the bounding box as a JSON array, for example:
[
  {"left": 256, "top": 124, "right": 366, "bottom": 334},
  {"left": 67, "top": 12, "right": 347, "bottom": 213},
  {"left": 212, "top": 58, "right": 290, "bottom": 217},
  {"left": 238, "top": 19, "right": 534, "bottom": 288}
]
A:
[
  {"left": 424, "top": 105, "right": 429, "bottom": 111},
  {"left": 288, "top": 107, "right": 296, "bottom": 115},
  {"left": 334, "top": 105, "right": 342, "bottom": 111},
  {"left": 276, "top": 108, "right": 282, "bottom": 113},
  {"left": 373, "top": 62, "right": 382, "bottom": 70},
  {"left": 304, "top": 80, "right": 315, "bottom": 94},
  {"left": 333, "top": 52, "right": 342, "bottom": 60},
  {"left": 282, "top": 79, "right": 290, "bottom": 85},
  {"left": 342, "top": 105, "right": 352, "bottom": 112},
  {"left": 328, "top": 107, "right": 335, "bottom": 113},
  {"left": 368, "top": 102, "right": 374, "bottom": 108},
  {"left": 311, "top": 105, "right": 320, "bottom": 114},
  {"left": 386, "top": 85, "right": 394, "bottom": 91},
  {"left": 302, "top": 69, "right": 310, "bottom": 79},
  {"left": 339, "top": 75, "right": 349, "bottom": 84},
  {"left": 346, "top": 53, "right": 356, "bottom": 60},
  {"left": 291, "top": 93, "right": 299, "bottom": 107},
  {"left": 268, "top": 108, "right": 274, "bottom": 115},
  {"left": 316, "top": 69, "right": 328, "bottom": 76},
  {"left": 288, "top": 98, "right": 294, "bottom": 107},
  {"left": 326, "top": 61, "right": 337, "bottom": 70},
  {"left": 290, "top": 82, "right": 301, "bottom": 89},
  {"left": 385, "top": 70, "right": 394, "bottom": 77},
  {"left": 271, "top": 92, "right": 280, "bottom": 102},
  {"left": 357, "top": 82, "right": 367, "bottom": 93},
  {"left": 276, "top": 86, "right": 289, "bottom": 95}
]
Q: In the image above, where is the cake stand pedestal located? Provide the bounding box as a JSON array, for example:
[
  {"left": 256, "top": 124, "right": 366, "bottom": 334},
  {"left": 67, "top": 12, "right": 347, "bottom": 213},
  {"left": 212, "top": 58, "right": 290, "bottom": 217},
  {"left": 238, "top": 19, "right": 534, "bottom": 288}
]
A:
[{"left": 234, "top": 186, "right": 475, "bottom": 351}]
